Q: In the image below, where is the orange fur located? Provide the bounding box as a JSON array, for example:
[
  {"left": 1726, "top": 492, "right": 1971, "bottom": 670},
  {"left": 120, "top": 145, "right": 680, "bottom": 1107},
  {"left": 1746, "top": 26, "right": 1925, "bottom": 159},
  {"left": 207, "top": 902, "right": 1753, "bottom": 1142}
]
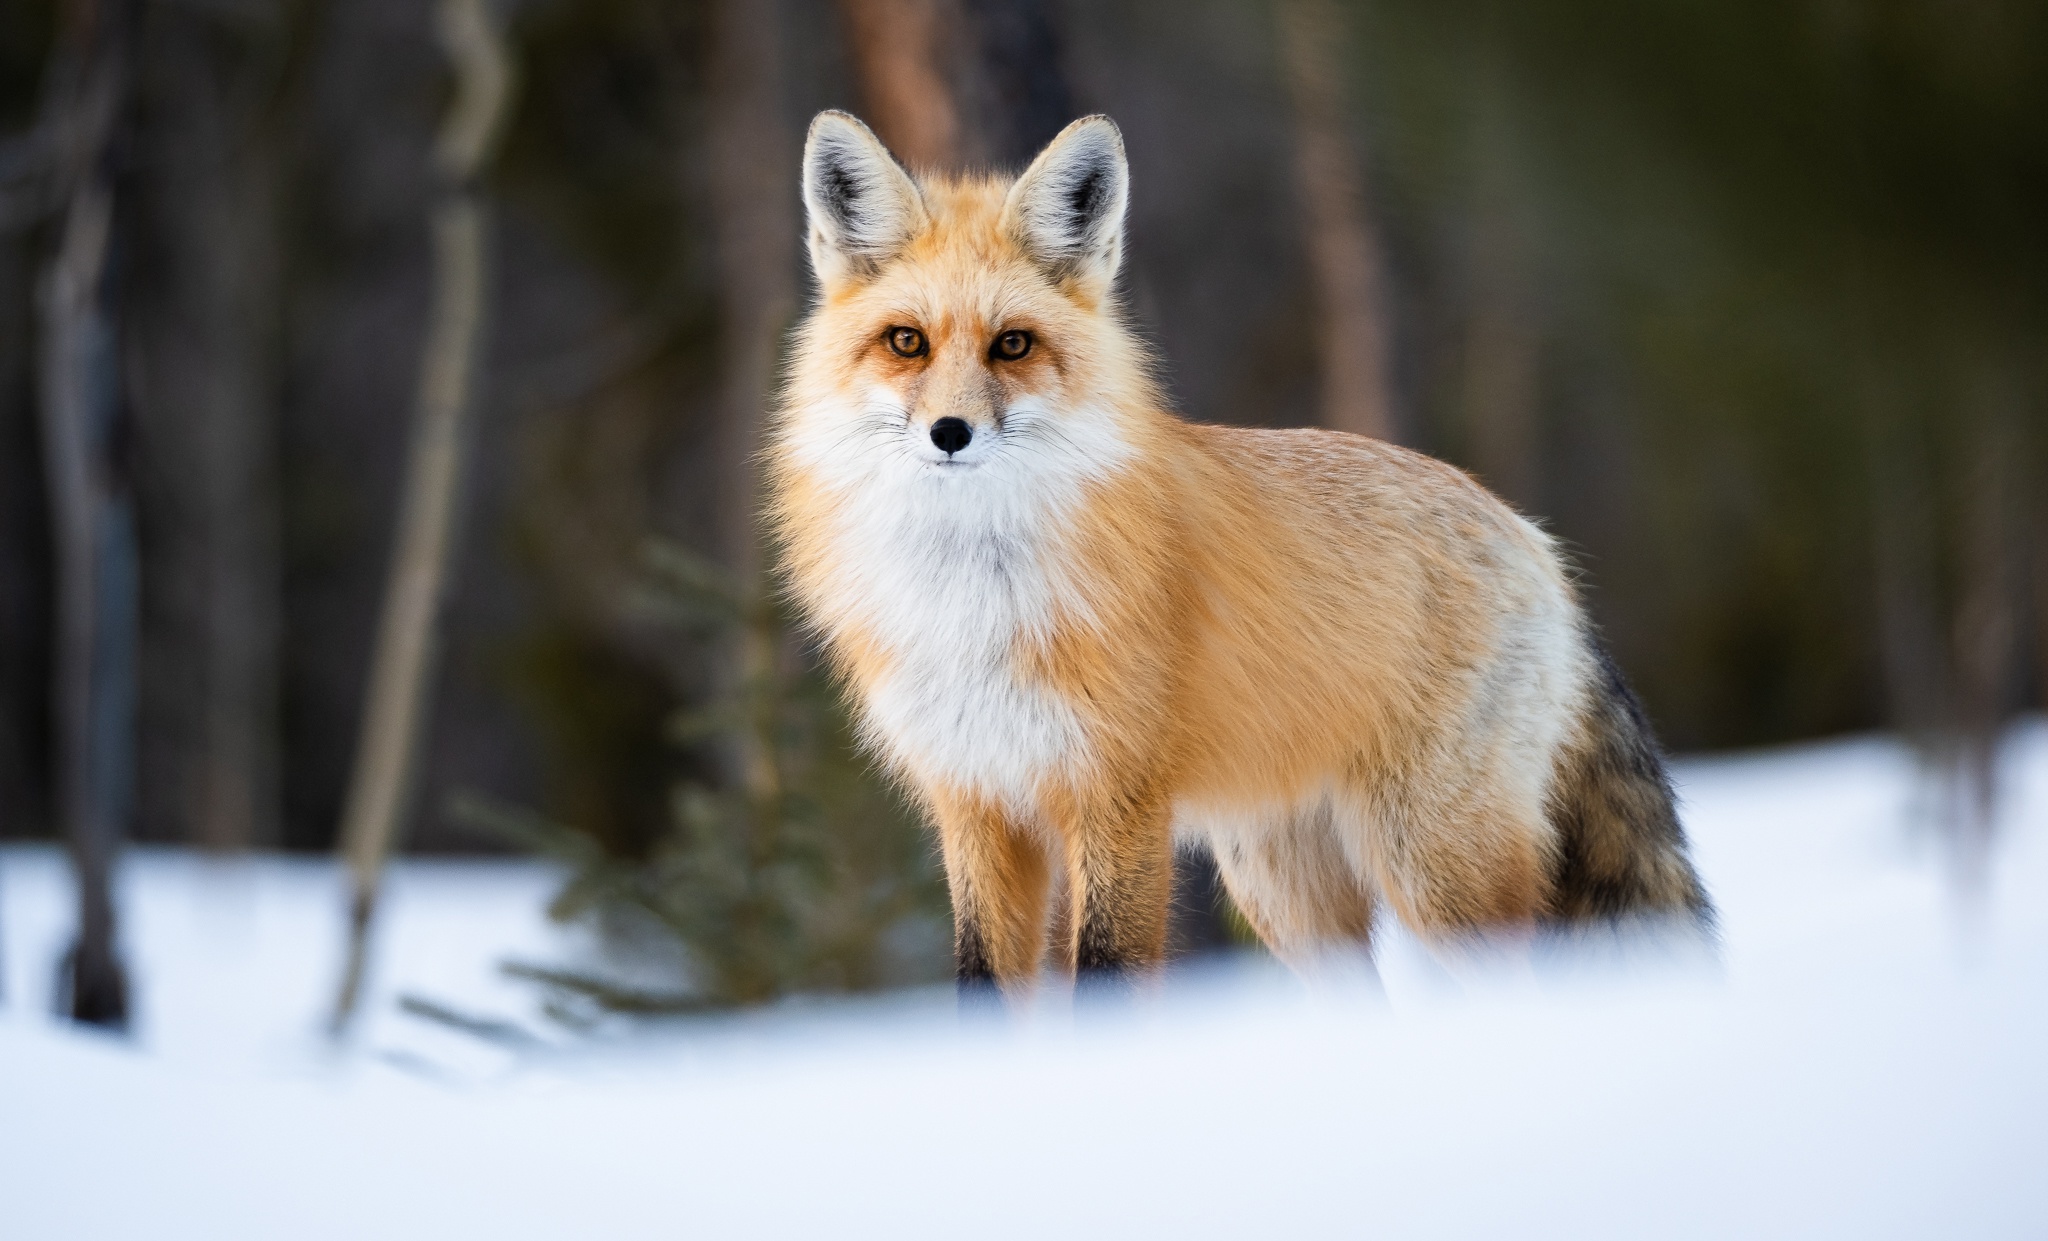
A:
[{"left": 771, "top": 113, "right": 1708, "bottom": 1000}]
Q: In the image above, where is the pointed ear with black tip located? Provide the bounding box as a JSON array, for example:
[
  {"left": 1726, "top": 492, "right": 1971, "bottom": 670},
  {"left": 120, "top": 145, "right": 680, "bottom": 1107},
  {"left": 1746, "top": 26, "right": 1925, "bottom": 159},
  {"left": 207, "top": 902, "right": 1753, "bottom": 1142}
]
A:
[
  {"left": 1001, "top": 116, "right": 1130, "bottom": 297},
  {"left": 802, "top": 111, "right": 927, "bottom": 290}
]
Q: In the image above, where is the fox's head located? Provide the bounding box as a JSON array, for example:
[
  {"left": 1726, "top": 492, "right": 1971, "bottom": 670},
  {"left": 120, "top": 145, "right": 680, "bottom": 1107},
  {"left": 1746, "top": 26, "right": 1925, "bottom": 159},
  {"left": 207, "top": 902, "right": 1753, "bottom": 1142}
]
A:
[{"left": 781, "top": 111, "right": 1153, "bottom": 486}]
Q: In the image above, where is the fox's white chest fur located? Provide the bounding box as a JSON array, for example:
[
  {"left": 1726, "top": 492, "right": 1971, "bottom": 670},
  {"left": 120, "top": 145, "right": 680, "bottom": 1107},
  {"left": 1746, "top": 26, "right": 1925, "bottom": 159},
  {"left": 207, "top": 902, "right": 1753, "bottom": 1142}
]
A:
[
  {"left": 854, "top": 495, "right": 1082, "bottom": 805},
  {"left": 787, "top": 396, "right": 1130, "bottom": 808}
]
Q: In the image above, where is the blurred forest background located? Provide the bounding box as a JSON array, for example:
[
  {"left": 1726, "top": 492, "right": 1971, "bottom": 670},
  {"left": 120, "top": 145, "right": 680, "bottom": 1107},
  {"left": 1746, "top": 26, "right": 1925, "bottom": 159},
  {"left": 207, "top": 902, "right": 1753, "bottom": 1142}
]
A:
[{"left": 1, "top": 0, "right": 2042, "bottom": 1019}]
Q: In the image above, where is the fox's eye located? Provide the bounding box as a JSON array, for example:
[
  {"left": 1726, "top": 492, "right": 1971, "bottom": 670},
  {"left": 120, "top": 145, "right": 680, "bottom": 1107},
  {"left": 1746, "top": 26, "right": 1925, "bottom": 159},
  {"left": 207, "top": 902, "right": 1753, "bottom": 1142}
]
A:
[
  {"left": 886, "top": 326, "right": 927, "bottom": 358},
  {"left": 992, "top": 330, "right": 1032, "bottom": 361}
]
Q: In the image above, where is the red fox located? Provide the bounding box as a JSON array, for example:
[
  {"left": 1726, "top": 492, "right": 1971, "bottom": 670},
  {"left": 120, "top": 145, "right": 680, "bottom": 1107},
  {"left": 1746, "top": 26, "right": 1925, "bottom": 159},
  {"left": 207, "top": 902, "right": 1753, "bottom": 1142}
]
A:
[{"left": 770, "top": 111, "right": 1712, "bottom": 1002}]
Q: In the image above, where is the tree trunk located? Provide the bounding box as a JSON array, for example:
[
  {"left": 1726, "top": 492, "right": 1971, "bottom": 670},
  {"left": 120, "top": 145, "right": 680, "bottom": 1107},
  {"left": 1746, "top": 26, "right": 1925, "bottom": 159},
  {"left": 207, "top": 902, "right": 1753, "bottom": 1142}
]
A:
[
  {"left": 1276, "top": 0, "right": 1399, "bottom": 444},
  {"left": 832, "top": 0, "right": 960, "bottom": 171},
  {"left": 953, "top": 0, "right": 1074, "bottom": 169},
  {"left": 1946, "top": 371, "right": 2023, "bottom": 896},
  {"left": 330, "top": 0, "right": 513, "bottom": 1033},
  {"left": 834, "top": 0, "right": 1073, "bottom": 174},
  {"left": 130, "top": 0, "right": 287, "bottom": 854},
  {"left": 36, "top": 0, "right": 138, "bottom": 1029},
  {"left": 1865, "top": 388, "right": 1948, "bottom": 737},
  {"left": 1458, "top": 49, "right": 1540, "bottom": 510},
  {"left": 1459, "top": 253, "right": 1540, "bottom": 508},
  {"left": 703, "top": 0, "right": 797, "bottom": 818},
  {"left": 706, "top": 0, "right": 795, "bottom": 585},
  {"left": 1, "top": 181, "right": 51, "bottom": 1014},
  {"left": 2035, "top": 438, "right": 2048, "bottom": 729}
]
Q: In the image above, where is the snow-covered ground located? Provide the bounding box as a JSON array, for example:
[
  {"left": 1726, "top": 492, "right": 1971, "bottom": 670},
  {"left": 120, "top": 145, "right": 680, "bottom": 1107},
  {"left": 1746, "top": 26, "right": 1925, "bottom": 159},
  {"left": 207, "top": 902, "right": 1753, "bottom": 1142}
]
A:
[{"left": 4, "top": 726, "right": 2046, "bottom": 1239}]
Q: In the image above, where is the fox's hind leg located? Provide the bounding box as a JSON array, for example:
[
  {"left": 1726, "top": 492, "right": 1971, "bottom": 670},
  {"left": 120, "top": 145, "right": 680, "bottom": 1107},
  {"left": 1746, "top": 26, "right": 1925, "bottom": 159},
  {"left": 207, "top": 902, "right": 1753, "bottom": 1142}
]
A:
[
  {"left": 1353, "top": 774, "right": 1551, "bottom": 956},
  {"left": 929, "top": 789, "right": 1053, "bottom": 1011},
  {"left": 1197, "top": 800, "right": 1377, "bottom": 978}
]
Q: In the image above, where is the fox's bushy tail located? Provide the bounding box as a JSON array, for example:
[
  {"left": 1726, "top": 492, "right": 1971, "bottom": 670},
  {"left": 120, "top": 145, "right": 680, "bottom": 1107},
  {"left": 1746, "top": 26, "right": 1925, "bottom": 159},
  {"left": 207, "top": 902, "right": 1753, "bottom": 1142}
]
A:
[{"left": 1545, "top": 638, "right": 1715, "bottom": 929}]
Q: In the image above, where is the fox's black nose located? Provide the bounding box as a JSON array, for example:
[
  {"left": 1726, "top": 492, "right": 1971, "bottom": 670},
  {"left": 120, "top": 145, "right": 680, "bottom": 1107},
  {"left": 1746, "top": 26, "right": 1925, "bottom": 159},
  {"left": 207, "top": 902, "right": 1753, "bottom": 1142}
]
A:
[{"left": 929, "top": 417, "right": 972, "bottom": 455}]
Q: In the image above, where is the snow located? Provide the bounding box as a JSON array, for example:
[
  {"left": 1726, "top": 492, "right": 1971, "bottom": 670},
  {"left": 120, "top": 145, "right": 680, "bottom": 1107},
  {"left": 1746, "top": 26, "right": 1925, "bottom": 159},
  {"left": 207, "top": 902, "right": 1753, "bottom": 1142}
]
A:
[{"left": 4, "top": 725, "right": 2046, "bottom": 1240}]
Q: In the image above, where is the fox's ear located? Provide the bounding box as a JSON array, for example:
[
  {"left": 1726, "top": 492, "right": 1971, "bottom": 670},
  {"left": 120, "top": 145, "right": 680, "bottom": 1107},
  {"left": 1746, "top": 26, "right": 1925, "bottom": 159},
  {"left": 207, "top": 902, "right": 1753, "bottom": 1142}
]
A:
[
  {"left": 1002, "top": 116, "right": 1129, "bottom": 295},
  {"left": 802, "top": 111, "right": 926, "bottom": 287}
]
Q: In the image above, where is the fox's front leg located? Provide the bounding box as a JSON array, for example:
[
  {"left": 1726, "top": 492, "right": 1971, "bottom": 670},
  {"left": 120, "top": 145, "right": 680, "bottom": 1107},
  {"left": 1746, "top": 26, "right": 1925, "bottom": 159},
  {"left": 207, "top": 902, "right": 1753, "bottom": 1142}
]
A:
[
  {"left": 929, "top": 789, "right": 1053, "bottom": 1012},
  {"left": 1057, "top": 787, "right": 1175, "bottom": 993}
]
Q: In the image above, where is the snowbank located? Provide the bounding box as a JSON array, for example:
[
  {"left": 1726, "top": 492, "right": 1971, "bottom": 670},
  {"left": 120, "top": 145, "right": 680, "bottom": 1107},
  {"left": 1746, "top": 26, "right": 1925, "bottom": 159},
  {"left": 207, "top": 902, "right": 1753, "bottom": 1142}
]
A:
[{"left": 3, "top": 726, "right": 2045, "bottom": 1239}]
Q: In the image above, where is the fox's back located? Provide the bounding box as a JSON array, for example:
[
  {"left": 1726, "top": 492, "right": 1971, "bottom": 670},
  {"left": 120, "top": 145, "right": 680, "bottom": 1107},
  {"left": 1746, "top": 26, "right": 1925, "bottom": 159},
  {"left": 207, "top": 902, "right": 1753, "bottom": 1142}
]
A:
[{"left": 1156, "top": 422, "right": 1588, "bottom": 804}]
